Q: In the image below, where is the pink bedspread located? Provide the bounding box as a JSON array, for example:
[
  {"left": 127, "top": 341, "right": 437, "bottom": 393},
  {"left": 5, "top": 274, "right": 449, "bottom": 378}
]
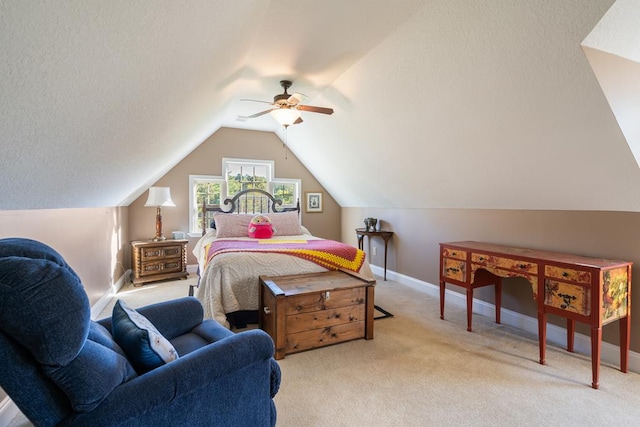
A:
[{"left": 205, "top": 239, "right": 366, "bottom": 273}]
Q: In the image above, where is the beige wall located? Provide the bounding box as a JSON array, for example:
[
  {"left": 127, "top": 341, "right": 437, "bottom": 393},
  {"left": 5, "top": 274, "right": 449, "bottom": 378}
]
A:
[
  {"left": 342, "top": 207, "right": 640, "bottom": 352},
  {"left": 0, "top": 207, "right": 129, "bottom": 304},
  {"left": 128, "top": 127, "right": 341, "bottom": 266}
]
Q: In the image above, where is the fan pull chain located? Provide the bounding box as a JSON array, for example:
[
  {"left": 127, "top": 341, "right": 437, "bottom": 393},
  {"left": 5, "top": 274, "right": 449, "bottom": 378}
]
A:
[{"left": 282, "top": 125, "right": 289, "bottom": 159}]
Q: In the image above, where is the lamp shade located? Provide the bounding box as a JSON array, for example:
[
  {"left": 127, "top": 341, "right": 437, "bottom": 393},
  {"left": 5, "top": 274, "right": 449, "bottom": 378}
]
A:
[
  {"left": 144, "top": 187, "right": 175, "bottom": 207},
  {"left": 270, "top": 107, "right": 301, "bottom": 126}
]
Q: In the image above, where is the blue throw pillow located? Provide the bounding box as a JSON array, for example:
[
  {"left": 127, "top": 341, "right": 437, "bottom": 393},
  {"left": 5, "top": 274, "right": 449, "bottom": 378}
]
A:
[{"left": 112, "top": 300, "right": 179, "bottom": 373}]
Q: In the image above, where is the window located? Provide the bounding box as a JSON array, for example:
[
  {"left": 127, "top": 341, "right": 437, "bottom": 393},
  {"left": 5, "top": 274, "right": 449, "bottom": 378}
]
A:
[
  {"left": 188, "top": 158, "right": 301, "bottom": 236},
  {"left": 189, "top": 175, "right": 224, "bottom": 236}
]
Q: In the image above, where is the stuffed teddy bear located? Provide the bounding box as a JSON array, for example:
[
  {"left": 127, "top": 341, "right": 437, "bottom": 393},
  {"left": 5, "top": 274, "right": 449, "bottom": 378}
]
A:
[{"left": 248, "top": 214, "right": 275, "bottom": 239}]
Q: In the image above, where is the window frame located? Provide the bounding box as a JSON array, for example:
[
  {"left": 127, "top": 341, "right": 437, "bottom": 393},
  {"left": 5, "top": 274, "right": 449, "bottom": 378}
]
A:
[{"left": 188, "top": 159, "right": 301, "bottom": 237}]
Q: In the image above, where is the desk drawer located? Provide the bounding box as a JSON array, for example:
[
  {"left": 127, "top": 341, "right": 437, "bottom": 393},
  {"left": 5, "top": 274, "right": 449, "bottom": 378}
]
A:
[
  {"left": 544, "top": 279, "right": 590, "bottom": 316},
  {"left": 472, "top": 253, "right": 538, "bottom": 274},
  {"left": 442, "top": 258, "right": 466, "bottom": 282},
  {"left": 545, "top": 266, "right": 591, "bottom": 284},
  {"left": 442, "top": 248, "right": 467, "bottom": 261}
]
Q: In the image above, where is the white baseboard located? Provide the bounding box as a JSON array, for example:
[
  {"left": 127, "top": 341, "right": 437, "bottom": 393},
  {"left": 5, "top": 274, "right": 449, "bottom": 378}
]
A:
[{"left": 370, "top": 265, "right": 640, "bottom": 374}]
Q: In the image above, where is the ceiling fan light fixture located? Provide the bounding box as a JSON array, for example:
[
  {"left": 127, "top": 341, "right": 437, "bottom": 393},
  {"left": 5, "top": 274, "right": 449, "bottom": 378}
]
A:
[{"left": 270, "top": 107, "right": 301, "bottom": 127}]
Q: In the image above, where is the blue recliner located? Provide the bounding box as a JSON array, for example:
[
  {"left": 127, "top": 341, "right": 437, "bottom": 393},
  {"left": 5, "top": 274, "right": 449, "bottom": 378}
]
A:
[{"left": 0, "top": 238, "right": 280, "bottom": 427}]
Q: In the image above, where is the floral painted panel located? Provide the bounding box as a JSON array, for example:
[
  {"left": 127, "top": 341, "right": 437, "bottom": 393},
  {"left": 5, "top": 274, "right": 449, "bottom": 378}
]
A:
[
  {"left": 602, "top": 267, "right": 629, "bottom": 325},
  {"left": 443, "top": 258, "right": 466, "bottom": 282},
  {"left": 442, "top": 248, "right": 467, "bottom": 261},
  {"left": 544, "top": 280, "right": 590, "bottom": 316}
]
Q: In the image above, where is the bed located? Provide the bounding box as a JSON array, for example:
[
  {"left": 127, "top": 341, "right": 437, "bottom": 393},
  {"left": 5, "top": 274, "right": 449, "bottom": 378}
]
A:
[{"left": 192, "top": 189, "right": 375, "bottom": 328}]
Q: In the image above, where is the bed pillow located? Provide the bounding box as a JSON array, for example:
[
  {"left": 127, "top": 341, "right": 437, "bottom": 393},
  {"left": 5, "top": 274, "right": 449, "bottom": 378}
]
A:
[
  {"left": 111, "top": 300, "right": 179, "bottom": 373},
  {"left": 270, "top": 211, "right": 303, "bottom": 236},
  {"left": 213, "top": 213, "right": 254, "bottom": 238}
]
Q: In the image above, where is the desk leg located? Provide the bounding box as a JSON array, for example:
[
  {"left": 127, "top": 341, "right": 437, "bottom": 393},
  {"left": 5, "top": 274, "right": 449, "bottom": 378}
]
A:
[
  {"left": 620, "top": 314, "right": 630, "bottom": 373},
  {"left": 538, "top": 311, "right": 546, "bottom": 365},
  {"left": 591, "top": 326, "right": 602, "bottom": 389},
  {"left": 495, "top": 279, "right": 502, "bottom": 324},
  {"left": 382, "top": 239, "right": 389, "bottom": 281},
  {"left": 439, "top": 281, "right": 445, "bottom": 320},
  {"left": 466, "top": 288, "right": 474, "bottom": 332},
  {"left": 567, "top": 319, "right": 575, "bottom": 353}
]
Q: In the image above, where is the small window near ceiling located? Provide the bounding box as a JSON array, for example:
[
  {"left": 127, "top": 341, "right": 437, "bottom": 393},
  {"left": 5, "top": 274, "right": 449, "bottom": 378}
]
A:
[{"left": 226, "top": 160, "right": 269, "bottom": 193}]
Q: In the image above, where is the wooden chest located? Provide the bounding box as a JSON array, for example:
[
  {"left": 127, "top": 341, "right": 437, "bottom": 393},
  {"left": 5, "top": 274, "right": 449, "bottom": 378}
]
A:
[{"left": 259, "top": 270, "right": 376, "bottom": 360}]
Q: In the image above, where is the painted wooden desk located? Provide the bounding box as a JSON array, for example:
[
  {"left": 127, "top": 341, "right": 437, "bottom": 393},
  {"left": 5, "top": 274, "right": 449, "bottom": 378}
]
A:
[{"left": 439, "top": 241, "right": 631, "bottom": 389}]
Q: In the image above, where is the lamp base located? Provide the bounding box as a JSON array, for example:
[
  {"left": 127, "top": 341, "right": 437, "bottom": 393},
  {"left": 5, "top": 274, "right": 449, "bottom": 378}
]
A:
[{"left": 153, "top": 207, "right": 166, "bottom": 242}]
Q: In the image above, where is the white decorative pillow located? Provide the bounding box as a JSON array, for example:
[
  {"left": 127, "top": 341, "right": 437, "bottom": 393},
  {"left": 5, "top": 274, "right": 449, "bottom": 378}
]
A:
[
  {"left": 270, "top": 211, "right": 303, "bottom": 236},
  {"left": 213, "top": 213, "right": 254, "bottom": 238},
  {"left": 111, "top": 300, "right": 179, "bottom": 373}
]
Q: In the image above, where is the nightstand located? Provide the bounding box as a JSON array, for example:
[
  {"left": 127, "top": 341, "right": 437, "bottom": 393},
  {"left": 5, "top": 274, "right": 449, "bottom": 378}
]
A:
[{"left": 131, "top": 239, "right": 188, "bottom": 285}]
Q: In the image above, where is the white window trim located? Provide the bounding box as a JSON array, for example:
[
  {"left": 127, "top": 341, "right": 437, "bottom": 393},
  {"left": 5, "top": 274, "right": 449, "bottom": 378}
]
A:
[
  {"left": 188, "top": 174, "right": 223, "bottom": 237},
  {"left": 270, "top": 178, "right": 302, "bottom": 209},
  {"left": 189, "top": 159, "right": 301, "bottom": 237},
  {"left": 223, "top": 157, "right": 274, "bottom": 194}
]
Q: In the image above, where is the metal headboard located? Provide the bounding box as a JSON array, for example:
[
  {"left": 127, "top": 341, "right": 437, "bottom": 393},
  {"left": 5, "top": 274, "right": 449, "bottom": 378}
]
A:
[{"left": 201, "top": 188, "right": 300, "bottom": 236}]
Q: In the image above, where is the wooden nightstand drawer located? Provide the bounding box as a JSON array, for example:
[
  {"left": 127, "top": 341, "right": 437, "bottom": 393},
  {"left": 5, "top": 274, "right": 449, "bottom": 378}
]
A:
[
  {"left": 131, "top": 240, "right": 188, "bottom": 285},
  {"left": 140, "top": 245, "right": 183, "bottom": 261},
  {"left": 139, "top": 259, "right": 183, "bottom": 276}
]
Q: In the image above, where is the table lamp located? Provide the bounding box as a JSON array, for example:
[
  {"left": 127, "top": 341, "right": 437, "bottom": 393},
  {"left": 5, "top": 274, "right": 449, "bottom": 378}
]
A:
[{"left": 144, "top": 187, "right": 175, "bottom": 241}]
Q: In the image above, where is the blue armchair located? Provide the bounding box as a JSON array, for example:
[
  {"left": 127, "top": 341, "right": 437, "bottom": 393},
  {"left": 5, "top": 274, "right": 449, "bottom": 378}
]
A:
[{"left": 0, "top": 238, "right": 280, "bottom": 427}]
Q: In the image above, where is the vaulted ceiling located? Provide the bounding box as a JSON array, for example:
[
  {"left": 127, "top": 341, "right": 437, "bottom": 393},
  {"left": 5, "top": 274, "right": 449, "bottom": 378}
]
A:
[{"left": 2, "top": 0, "right": 639, "bottom": 211}]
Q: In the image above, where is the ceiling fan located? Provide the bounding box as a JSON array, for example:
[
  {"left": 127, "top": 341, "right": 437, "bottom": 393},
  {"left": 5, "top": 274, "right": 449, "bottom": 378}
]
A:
[{"left": 239, "top": 80, "right": 334, "bottom": 127}]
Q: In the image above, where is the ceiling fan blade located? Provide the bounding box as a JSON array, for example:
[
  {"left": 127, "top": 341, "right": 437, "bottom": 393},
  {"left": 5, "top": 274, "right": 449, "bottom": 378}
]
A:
[
  {"left": 238, "top": 109, "right": 276, "bottom": 119},
  {"left": 287, "top": 92, "right": 307, "bottom": 106},
  {"left": 297, "top": 105, "right": 334, "bottom": 115},
  {"left": 293, "top": 117, "right": 303, "bottom": 125},
  {"left": 240, "top": 98, "right": 273, "bottom": 104}
]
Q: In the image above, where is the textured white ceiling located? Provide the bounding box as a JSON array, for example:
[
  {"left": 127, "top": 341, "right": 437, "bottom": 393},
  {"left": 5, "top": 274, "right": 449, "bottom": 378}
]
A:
[{"left": 2, "top": 0, "right": 639, "bottom": 212}]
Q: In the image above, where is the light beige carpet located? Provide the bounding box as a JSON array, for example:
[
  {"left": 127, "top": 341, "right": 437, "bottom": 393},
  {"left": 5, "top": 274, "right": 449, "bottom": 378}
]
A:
[
  {"left": 9, "top": 276, "right": 640, "bottom": 426},
  {"left": 96, "top": 276, "right": 197, "bottom": 319}
]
